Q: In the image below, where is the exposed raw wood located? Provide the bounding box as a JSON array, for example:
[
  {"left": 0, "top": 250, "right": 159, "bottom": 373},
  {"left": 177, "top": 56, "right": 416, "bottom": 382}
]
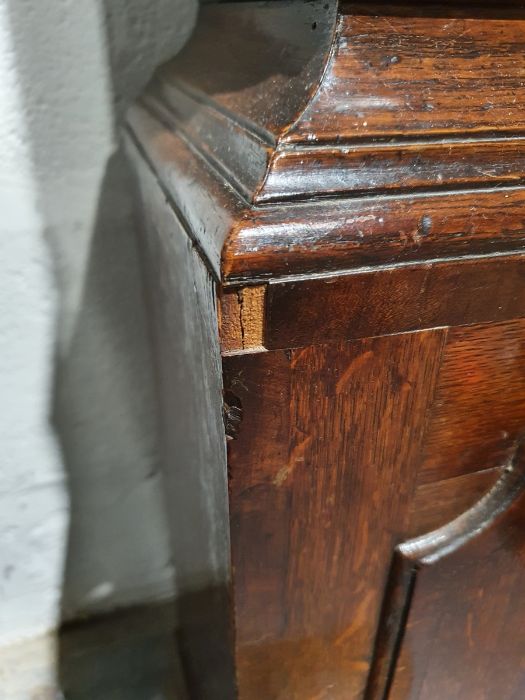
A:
[{"left": 219, "top": 286, "right": 266, "bottom": 354}]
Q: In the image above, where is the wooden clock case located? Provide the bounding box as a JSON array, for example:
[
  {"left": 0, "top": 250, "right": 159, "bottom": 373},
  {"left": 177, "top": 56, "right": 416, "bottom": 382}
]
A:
[{"left": 125, "top": 2, "right": 525, "bottom": 698}]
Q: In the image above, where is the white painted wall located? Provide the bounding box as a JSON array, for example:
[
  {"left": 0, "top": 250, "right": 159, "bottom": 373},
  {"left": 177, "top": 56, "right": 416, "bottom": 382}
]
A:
[{"left": 0, "top": 0, "right": 196, "bottom": 646}]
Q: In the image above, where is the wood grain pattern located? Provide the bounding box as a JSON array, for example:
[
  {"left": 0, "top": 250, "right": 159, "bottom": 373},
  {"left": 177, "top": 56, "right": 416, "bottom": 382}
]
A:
[
  {"left": 129, "top": 2, "right": 525, "bottom": 285},
  {"left": 224, "top": 330, "right": 445, "bottom": 700},
  {"left": 223, "top": 189, "right": 525, "bottom": 283},
  {"left": 150, "top": 2, "right": 525, "bottom": 204},
  {"left": 372, "top": 440, "right": 525, "bottom": 700},
  {"left": 225, "top": 352, "right": 293, "bottom": 646},
  {"left": 288, "top": 4, "right": 525, "bottom": 143},
  {"left": 128, "top": 2, "right": 525, "bottom": 697},
  {"left": 408, "top": 468, "right": 501, "bottom": 538},
  {"left": 260, "top": 138, "right": 525, "bottom": 202},
  {"left": 265, "top": 255, "right": 525, "bottom": 349},
  {"left": 219, "top": 286, "right": 266, "bottom": 354},
  {"left": 418, "top": 318, "right": 525, "bottom": 484}
]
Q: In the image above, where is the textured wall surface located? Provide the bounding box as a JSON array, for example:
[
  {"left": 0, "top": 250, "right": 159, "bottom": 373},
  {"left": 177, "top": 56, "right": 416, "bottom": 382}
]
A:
[{"left": 0, "top": 0, "right": 196, "bottom": 647}]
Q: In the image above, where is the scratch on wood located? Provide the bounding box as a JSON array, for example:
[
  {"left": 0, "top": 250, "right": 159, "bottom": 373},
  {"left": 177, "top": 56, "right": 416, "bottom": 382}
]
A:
[
  {"left": 273, "top": 435, "right": 313, "bottom": 486},
  {"left": 336, "top": 350, "right": 374, "bottom": 392}
]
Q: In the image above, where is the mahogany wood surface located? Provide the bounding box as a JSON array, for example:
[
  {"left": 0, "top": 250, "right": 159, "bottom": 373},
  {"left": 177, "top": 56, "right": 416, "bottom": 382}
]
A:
[
  {"left": 260, "top": 138, "right": 525, "bottom": 203},
  {"left": 223, "top": 319, "right": 525, "bottom": 699},
  {"left": 128, "top": 103, "right": 525, "bottom": 285},
  {"left": 224, "top": 330, "right": 445, "bottom": 699},
  {"left": 369, "top": 441, "right": 525, "bottom": 700},
  {"left": 407, "top": 468, "right": 501, "bottom": 537},
  {"left": 223, "top": 191, "right": 525, "bottom": 283},
  {"left": 155, "top": 0, "right": 337, "bottom": 143},
  {"left": 127, "top": 1, "right": 525, "bottom": 697},
  {"left": 265, "top": 255, "right": 525, "bottom": 348},
  {"left": 418, "top": 318, "right": 525, "bottom": 484},
  {"left": 131, "top": 1, "right": 525, "bottom": 284},
  {"left": 288, "top": 4, "right": 525, "bottom": 144}
]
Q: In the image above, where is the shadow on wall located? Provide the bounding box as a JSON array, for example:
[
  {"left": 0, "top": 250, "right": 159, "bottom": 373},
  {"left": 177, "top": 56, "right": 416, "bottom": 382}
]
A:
[{"left": 4, "top": 0, "right": 197, "bottom": 696}]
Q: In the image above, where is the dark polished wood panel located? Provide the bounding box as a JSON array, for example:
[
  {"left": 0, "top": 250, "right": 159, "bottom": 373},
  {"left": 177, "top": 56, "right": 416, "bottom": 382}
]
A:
[
  {"left": 224, "top": 330, "right": 445, "bottom": 700},
  {"left": 126, "top": 104, "right": 241, "bottom": 278},
  {"left": 408, "top": 468, "right": 501, "bottom": 538},
  {"left": 260, "top": 139, "right": 525, "bottom": 202},
  {"left": 223, "top": 190, "right": 525, "bottom": 284},
  {"left": 289, "top": 4, "right": 525, "bottom": 143},
  {"left": 131, "top": 2, "right": 525, "bottom": 286},
  {"left": 224, "top": 351, "right": 292, "bottom": 644},
  {"left": 419, "top": 318, "right": 525, "bottom": 483},
  {"left": 369, "top": 441, "right": 525, "bottom": 700},
  {"left": 265, "top": 255, "right": 525, "bottom": 349}
]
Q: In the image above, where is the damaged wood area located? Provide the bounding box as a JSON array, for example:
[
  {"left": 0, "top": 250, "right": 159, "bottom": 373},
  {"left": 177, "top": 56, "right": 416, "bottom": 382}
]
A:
[{"left": 219, "top": 285, "right": 266, "bottom": 354}]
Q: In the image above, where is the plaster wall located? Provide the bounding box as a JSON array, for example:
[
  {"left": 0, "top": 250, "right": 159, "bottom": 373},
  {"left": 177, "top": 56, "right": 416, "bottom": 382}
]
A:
[{"left": 0, "top": 0, "right": 196, "bottom": 646}]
